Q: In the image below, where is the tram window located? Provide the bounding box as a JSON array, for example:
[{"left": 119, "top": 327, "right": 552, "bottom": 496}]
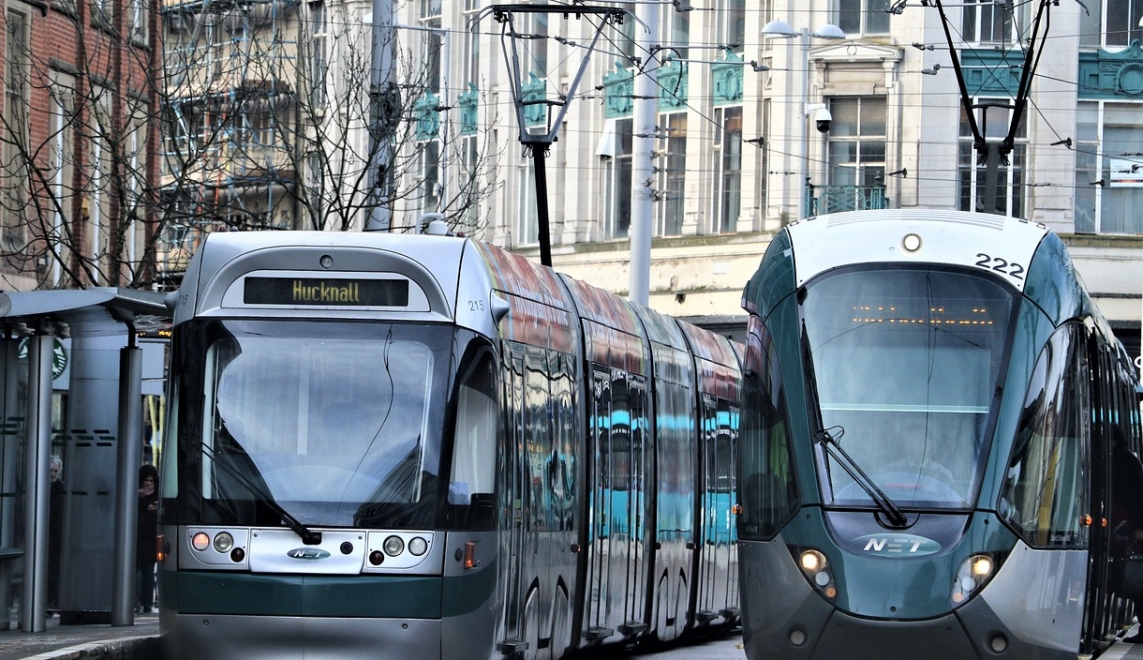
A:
[
  {"left": 739, "top": 314, "right": 799, "bottom": 540},
  {"left": 656, "top": 376, "right": 695, "bottom": 540},
  {"left": 161, "top": 381, "right": 179, "bottom": 500},
  {"left": 999, "top": 323, "right": 1089, "bottom": 548},
  {"left": 449, "top": 349, "right": 497, "bottom": 507},
  {"left": 543, "top": 352, "right": 578, "bottom": 531},
  {"left": 802, "top": 268, "right": 1013, "bottom": 509},
  {"left": 525, "top": 347, "right": 555, "bottom": 530},
  {"left": 189, "top": 321, "right": 450, "bottom": 529}
]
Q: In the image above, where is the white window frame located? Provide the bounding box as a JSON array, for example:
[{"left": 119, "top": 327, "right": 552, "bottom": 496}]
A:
[
  {"left": 712, "top": 106, "right": 742, "bottom": 234},
  {"left": 839, "top": 0, "right": 891, "bottom": 36},
  {"left": 957, "top": 97, "right": 1026, "bottom": 217}
]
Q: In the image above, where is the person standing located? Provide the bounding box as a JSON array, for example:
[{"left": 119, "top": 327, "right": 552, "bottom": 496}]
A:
[
  {"left": 136, "top": 464, "right": 159, "bottom": 615},
  {"left": 47, "top": 456, "right": 65, "bottom": 615}
]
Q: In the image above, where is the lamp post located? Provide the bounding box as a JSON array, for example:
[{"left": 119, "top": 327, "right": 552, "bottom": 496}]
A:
[{"left": 762, "top": 19, "right": 844, "bottom": 221}]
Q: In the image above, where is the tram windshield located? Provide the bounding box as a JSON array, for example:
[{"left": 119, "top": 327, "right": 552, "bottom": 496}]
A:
[
  {"left": 801, "top": 267, "right": 1015, "bottom": 510},
  {"left": 178, "top": 319, "right": 456, "bottom": 529}
]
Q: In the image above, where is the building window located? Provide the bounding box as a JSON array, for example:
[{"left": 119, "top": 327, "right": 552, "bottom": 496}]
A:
[
  {"left": 463, "top": 0, "right": 480, "bottom": 84},
  {"left": 961, "top": 0, "right": 1029, "bottom": 45},
  {"left": 1080, "top": 0, "right": 1104, "bottom": 47},
  {"left": 713, "top": 106, "right": 742, "bottom": 233},
  {"left": 128, "top": 0, "right": 148, "bottom": 42},
  {"left": 419, "top": 140, "right": 440, "bottom": 216},
  {"left": 459, "top": 134, "right": 480, "bottom": 236},
  {"left": 517, "top": 157, "right": 538, "bottom": 246},
  {"left": 617, "top": 12, "right": 636, "bottom": 63},
  {"left": 91, "top": 0, "right": 111, "bottom": 26},
  {"left": 419, "top": 0, "right": 442, "bottom": 94},
  {"left": 759, "top": 99, "right": 770, "bottom": 221},
  {"left": 1075, "top": 101, "right": 1143, "bottom": 234},
  {"left": 661, "top": 4, "right": 689, "bottom": 60},
  {"left": 3, "top": 9, "right": 30, "bottom": 250},
  {"left": 125, "top": 95, "right": 149, "bottom": 263},
  {"left": 839, "top": 0, "right": 890, "bottom": 36},
  {"left": 309, "top": 1, "right": 327, "bottom": 109},
  {"left": 826, "top": 97, "right": 886, "bottom": 189},
  {"left": 524, "top": 11, "right": 547, "bottom": 79},
  {"left": 306, "top": 151, "right": 325, "bottom": 228},
  {"left": 958, "top": 98, "right": 1025, "bottom": 217},
  {"left": 49, "top": 73, "right": 77, "bottom": 284},
  {"left": 717, "top": 0, "right": 745, "bottom": 51},
  {"left": 600, "top": 118, "right": 632, "bottom": 240},
  {"left": 656, "top": 112, "right": 687, "bottom": 236},
  {"left": 1106, "top": 0, "right": 1143, "bottom": 46},
  {"left": 90, "top": 86, "right": 115, "bottom": 281}
]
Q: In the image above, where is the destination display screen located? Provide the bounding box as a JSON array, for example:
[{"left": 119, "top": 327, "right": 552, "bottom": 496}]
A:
[{"left": 243, "top": 277, "right": 410, "bottom": 307}]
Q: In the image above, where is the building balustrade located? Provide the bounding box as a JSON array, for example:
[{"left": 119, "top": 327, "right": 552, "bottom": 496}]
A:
[{"left": 805, "top": 182, "right": 888, "bottom": 217}]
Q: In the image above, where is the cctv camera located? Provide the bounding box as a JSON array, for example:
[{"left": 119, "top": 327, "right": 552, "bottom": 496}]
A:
[{"left": 815, "top": 107, "right": 832, "bottom": 134}]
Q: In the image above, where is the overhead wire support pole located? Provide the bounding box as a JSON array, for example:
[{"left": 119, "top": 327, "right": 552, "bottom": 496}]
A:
[
  {"left": 478, "top": 4, "right": 626, "bottom": 268},
  {"left": 934, "top": 0, "right": 1053, "bottom": 214},
  {"left": 366, "top": 0, "right": 397, "bottom": 231},
  {"left": 629, "top": 2, "right": 659, "bottom": 306}
]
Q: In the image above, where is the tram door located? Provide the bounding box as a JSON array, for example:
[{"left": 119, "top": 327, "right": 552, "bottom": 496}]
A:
[
  {"left": 651, "top": 373, "right": 695, "bottom": 643},
  {"left": 695, "top": 393, "right": 739, "bottom": 624},
  {"left": 500, "top": 344, "right": 577, "bottom": 660},
  {"left": 1083, "top": 340, "right": 1112, "bottom": 651},
  {"left": 500, "top": 347, "right": 528, "bottom": 654},
  {"left": 1085, "top": 337, "right": 1137, "bottom": 649},
  {"left": 585, "top": 365, "right": 649, "bottom": 641}
]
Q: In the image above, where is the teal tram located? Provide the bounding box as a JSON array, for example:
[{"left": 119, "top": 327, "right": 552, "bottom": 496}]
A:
[{"left": 737, "top": 209, "right": 1141, "bottom": 659}]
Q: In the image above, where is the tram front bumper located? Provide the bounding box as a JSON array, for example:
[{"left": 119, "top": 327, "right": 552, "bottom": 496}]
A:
[{"left": 162, "top": 611, "right": 442, "bottom": 660}]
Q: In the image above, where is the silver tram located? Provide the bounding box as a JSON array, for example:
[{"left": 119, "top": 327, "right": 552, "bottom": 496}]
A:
[{"left": 158, "top": 230, "right": 741, "bottom": 660}]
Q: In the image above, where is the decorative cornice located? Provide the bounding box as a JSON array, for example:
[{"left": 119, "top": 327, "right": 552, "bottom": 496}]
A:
[
  {"left": 413, "top": 91, "right": 440, "bottom": 141},
  {"left": 601, "top": 61, "right": 634, "bottom": 118},
  {"left": 1078, "top": 41, "right": 1143, "bottom": 99},
  {"left": 961, "top": 49, "right": 1023, "bottom": 97},
  {"left": 458, "top": 82, "right": 478, "bottom": 136},
  {"left": 712, "top": 50, "right": 744, "bottom": 106}
]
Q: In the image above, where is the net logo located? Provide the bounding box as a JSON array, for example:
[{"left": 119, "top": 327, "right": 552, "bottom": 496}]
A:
[
  {"left": 287, "top": 548, "right": 331, "bottom": 560},
  {"left": 856, "top": 533, "right": 941, "bottom": 557}
]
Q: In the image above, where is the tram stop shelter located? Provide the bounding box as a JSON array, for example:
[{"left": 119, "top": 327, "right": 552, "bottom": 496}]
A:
[{"left": 0, "top": 288, "right": 169, "bottom": 634}]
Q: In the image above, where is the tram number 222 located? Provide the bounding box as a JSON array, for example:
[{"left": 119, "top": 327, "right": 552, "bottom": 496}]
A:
[{"left": 975, "top": 253, "right": 1025, "bottom": 280}]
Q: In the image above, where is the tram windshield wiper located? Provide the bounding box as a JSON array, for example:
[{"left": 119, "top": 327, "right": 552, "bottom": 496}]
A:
[
  {"left": 817, "top": 428, "right": 908, "bottom": 528},
  {"left": 202, "top": 438, "right": 323, "bottom": 545}
]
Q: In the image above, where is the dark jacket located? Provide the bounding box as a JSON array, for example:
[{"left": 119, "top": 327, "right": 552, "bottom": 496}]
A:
[{"left": 136, "top": 465, "right": 159, "bottom": 565}]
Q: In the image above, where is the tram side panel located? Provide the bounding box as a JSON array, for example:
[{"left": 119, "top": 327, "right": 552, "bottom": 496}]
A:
[
  {"left": 467, "top": 242, "right": 586, "bottom": 660},
  {"left": 675, "top": 322, "right": 742, "bottom": 630}
]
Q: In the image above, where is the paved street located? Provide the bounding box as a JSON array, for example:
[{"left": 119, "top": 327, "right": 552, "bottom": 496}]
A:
[
  {"left": 0, "top": 614, "right": 158, "bottom": 660},
  {"left": 566, "top": 630, "right": 745, "bottom": 660}
]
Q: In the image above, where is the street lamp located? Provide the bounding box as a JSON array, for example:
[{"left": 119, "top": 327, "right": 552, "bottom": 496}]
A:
[{"left": 762, "top": 19, "right": 845, "bottom": 220}]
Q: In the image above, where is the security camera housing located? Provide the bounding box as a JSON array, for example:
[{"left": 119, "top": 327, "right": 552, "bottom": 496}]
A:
[{"left": 815, "top": 107, "right": 833, "bottom": 134}]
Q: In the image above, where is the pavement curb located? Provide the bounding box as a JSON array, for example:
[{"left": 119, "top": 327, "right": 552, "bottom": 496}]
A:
[{"left": 17, "top": 634, "right": 159, "bottom": 660}]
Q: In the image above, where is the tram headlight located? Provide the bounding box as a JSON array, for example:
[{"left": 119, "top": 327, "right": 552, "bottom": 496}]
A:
[
  {"left": 952, "top": 553, "right": 995, "bottom": 605},
  {"left": 383, "top": 535, "right": 405, "bottom": 557},
  {"left": 797, "top": 549, "right": 837, "bottom": 599},
  {"left": 408, "top": 537, "right": 429, "bottom": 556},
  {"left": 213, "top": 532, "right": 234, "bottom": 553}
]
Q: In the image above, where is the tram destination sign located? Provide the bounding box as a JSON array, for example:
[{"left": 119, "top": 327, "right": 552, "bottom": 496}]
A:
[{"left": 244, "top": 276, "right": 410, "bottom": 307}]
